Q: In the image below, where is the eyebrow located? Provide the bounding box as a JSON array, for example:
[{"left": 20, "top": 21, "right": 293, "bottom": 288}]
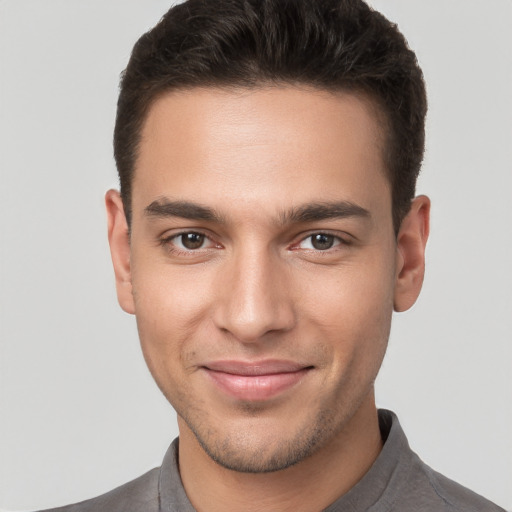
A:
[
  {"left": 278, "top": 201, "right": 371, "bottom": 225},
  {"left": 144, "top": 198, "right": 370, "bottom": 225},
  {"left": 145, "top": 199, "right": 224, "bottom": 222}
]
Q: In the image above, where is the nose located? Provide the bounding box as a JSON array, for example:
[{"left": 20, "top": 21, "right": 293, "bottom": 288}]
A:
[{"left": 212, "top": 246, "right": 296, "bottom": 343}]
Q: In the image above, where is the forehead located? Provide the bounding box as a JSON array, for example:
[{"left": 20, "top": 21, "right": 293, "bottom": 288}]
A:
[{"left": 133, "top": 86, "right": 390, "bottom": 221}]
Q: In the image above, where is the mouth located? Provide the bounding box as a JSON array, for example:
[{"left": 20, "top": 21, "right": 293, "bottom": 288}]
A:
[{"left": 201, "top": 360, "right": 313, "bottom": 401}]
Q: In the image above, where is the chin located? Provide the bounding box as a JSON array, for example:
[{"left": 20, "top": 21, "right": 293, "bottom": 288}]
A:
[{"left": 183, "top": 405, "right": 341, "bottom": 473}]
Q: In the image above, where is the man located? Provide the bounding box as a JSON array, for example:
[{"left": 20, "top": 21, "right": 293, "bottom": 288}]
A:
[{"left": 38, "top": 0, "right": 505, "bottom": 510}]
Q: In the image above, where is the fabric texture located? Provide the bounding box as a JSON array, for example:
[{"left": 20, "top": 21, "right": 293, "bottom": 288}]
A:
[{"left": 37, "top": 410, "right": 505, "bottom": 512}]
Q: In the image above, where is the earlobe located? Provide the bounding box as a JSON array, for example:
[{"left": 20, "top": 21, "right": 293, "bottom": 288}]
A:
[
  {"left": 393, "top": 195, "right": 430, "bottom": 312},
  {"left": 105, "top": 189, "right": 135, "bottom": 315}
]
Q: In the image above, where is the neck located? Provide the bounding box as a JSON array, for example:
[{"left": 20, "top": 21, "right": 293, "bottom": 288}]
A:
[{"left": 177, "top": 392, "right": 383, "bottom": 512}]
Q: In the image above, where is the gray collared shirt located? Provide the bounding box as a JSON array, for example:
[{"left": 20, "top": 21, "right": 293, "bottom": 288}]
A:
[{"left": 38, "top": 410, "right": 505, "bottom": 511}]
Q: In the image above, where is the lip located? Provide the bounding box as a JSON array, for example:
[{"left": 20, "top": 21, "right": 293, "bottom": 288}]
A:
[{"left": 201, "top": 360, "right": 312, "bottom": 401}]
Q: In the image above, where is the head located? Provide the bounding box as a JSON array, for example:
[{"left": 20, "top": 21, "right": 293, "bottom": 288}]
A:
[
  {"left": 107, "top": 0, "right": 429, "bottom": 475},
  {"left": 114, "top": 0, "right": 427, "bottom": 234}
]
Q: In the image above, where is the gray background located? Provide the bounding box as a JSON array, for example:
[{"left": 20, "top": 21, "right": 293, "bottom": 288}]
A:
[{"left": 0, "top": 1, "right": 511, "bottom": 510}]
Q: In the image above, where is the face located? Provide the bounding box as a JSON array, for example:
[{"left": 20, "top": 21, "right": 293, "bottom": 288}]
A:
[{"left": 107, "top": 86, "right": 428, "bottom": 473}]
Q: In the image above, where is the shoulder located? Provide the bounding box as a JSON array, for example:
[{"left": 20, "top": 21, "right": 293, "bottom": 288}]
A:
[
  {"left": 398, "top": 452, "right": 506, "bottom": 512},
  {"left": 35, "top": 467, "right": 160, "bottom": 512},
  {"left": 374, "top": 410, "right": 506, "bottom": 512}
]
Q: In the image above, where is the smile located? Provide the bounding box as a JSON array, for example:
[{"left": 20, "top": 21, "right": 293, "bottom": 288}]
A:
[{"left": 201, "top": 360, "right": 313, "bottom": 401}]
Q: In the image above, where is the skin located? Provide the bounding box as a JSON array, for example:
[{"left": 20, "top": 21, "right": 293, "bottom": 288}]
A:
[{"left": 106, "top": 86, "right": 430, "bottom": 512}]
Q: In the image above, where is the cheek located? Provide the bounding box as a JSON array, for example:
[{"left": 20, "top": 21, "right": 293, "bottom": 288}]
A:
[
  {"left": 300, "top": 258, "right": 395, "bottom": 368},
  {"left": 132, "top": 256, "right": 215, "bottom": 329},
  {"left": 130, "top": 263, "right": 214, "bottom": 385}
]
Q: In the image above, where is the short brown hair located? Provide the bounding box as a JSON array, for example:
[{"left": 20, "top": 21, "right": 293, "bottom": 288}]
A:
[{"left": 114, "top": 0, "right": 427, "bottom": 233}]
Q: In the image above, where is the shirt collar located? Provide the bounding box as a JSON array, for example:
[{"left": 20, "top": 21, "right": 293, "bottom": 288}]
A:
[{"left": 158, "top": 409, "right": 413, "bottom": 512}]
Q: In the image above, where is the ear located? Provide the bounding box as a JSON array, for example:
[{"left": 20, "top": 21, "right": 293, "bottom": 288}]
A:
[
  {"left": 105, "top": 190, "right": 135, "bottom": 314},
  {"left": 394, "top": 195, "right": 430, "bottom": 312}
]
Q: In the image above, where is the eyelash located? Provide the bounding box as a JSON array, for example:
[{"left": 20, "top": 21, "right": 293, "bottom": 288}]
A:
[
  {"left": 292, "top": 232, "right": 350, "bottom": 251},
  {"left": 159, "top": 230, "right": 351, "bottom": 256},
  {"left": 159, "top": 231, "right": 219, "bottom": 255}
]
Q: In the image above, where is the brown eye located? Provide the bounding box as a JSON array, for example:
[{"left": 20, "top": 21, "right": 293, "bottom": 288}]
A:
[
  {"left": 311, "top": 233, "right": 335, "bottom": 250},
  {"left": 180, "top": 232, "right": 205, "bottom": 250}
]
